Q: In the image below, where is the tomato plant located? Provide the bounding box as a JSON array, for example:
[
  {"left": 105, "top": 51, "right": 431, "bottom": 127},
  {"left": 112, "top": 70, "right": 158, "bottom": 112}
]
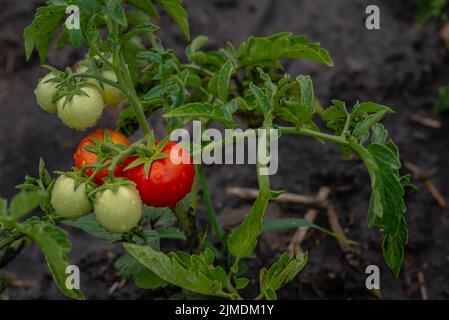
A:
[{"left": 0, "top": 0, "right": 414, "bottom": 301}]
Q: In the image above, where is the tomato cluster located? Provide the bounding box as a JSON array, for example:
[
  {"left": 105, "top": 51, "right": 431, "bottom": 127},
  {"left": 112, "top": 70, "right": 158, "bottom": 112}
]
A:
[
  {"left": 51, "top": 129, "right": 195, "bottom": 233},
  {"left": 34, "top": 59, "right": 127, "bottom": 131}
]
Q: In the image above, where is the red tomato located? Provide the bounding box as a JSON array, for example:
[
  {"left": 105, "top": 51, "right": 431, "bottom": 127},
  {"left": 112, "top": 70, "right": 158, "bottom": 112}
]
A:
[
  {"left": 74, "top": 129, "right": 131, "bottom": 185},
  {"left": 123, "top": 141, "right": 195, "bottom": 208}
]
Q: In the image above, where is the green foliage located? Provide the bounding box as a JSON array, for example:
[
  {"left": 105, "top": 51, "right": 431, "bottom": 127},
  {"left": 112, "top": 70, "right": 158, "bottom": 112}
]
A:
[
  {"left": 416, "top": 0, "right": 449, "bottom": 25},
  {"left": 124, "top": 243, "right": 236, "bottom": 299},
  {"left": 259, "top": 252, "right": 307, "bottom": 300},
  {"left": 20, "top": 218, "right": 84, "bottom": 299},
  {"left": 436, "top": 84, "right": 449, "bottom": 112}
]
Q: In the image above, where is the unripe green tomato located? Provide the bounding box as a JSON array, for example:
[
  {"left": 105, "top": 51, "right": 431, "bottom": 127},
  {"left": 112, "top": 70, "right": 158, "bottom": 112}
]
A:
[
  {"left": 34, "top": 73, "right": 59, "bottom": 113},
  {"left": 75, "top": 65, "right": 100, "bottom": 89},
  {"left": 100, "top": 70, "right": 128, "bottom": 108},
  {"left": 94, "top": 185, "right": 143, "bottom": 233},
  {"left": 51, "top": 175, "right": 92, "bottom": 219},
  {"left": 57, "top": 86, "right": 105, "bottom": 130}
]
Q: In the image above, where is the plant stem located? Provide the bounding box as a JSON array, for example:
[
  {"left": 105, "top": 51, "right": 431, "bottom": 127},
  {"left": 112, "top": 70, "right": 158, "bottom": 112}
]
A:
[
  {"left": 183, "top": 64, "right": 214, "bottom": 77},
  {"left": 279, "top": 126, "right": 349, "bottom": 145},
  {"left": 199, "top": 165, "right": 225, "bottom": 242}
]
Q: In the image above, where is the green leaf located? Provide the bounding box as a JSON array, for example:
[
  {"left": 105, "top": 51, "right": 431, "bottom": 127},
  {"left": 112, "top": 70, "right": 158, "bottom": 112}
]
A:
[
  {"left": 228, "top": 180, "right": 270, "bottom": 260},
  {"left": 120, "top": 23, "right": 159, "bottom": 43},
  {"left": 135, "top": 269, "right": 169, "bottom": 289},
  {"left": 238, "top": 33, "right": 334, "bottom": 69},
  {"left": 156, "top": 227, "right": 186, "bottom": 240},
  {"left": 124, "top": 243, "right": 235, "bottom": 299},
  {"left": 164, "top": 102, "right": 236, "bottom": 127},
  {"left": 261, "top": 252, "right": 307, "bottom": 297},
  {"left": 262, "top": 218, "right": 355, "bottom": 245},
  {"left": 217, "top": 60, "right": 234, "bottom": 103},
  {"left": 62, "top": 214, "right": 122, "bottom": 242},
  {"left": 125, "top": 0, "right": 160, "bottom": 18},
  {"left": 351, "top": 141, "right": 407, "bottom": 276},
  {"left": 9, "top": 191, "right": 45, "bottom": 220},
  {"left": 20, "top": 218, "right": 84, "bottom": 299},
  {"left": 0, "top": 198, "right": 7, "bottom": 216},
  {"left": 235, "top": 277, "right": 250, "bottom": 290},
  {"left": 322, "top": 100, "right": 349, "bottom": 135},
  {"left": 158, "top": 0, "right": 190, "bottom": 40},
  {"left": 416, "top": 0, "right": 449, "bottom": 24},
  {"left": 24, "top": 5, "right": 66, "bottom": 63},
  {"left": 104, "top": 0, "right": 128, "bottom": 27},
  {"left": 186, "top": 35, "right": 209, "bottom": 60},
  {"left": 352, "top": 110, "right": 388, "bottom": 142},
  {"left": 296, "top": 75, "right": 313, "bottom": 107},
  {"left": 436, "top": 84, "right": 449, "bottom": 112},
  {"left": 249, "top": 83, "right": 272, "bottom": 118},
  {"left": 114, "top": 254, "right": 145, "bottom": 278}
]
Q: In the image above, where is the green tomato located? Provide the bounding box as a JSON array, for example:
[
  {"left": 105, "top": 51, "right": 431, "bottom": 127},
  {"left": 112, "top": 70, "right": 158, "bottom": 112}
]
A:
[
  {"left": 51, "top": 175, "right": 92, "bottom": 219},
  {"left": 100, "top": 70, "right": 128, "bottom": 108},
  {"left": 75, "top": 64, "right": 100, "bottom": 89},
  {"left": 57, "top": 86, "right": 105, "bottom": 130},
  {"left": 34, "top": 73, "right": 59, "bottom": 113},
  {"left": 94, "top": 185, "right": 143, "bottom": 233}
]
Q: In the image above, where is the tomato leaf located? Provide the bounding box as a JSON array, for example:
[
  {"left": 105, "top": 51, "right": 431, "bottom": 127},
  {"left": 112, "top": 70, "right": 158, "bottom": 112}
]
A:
[
  {"left": 135, "top": 269, "right": 169, "bottom": 289},
  {"left": 186, "top": 36, "right": 209, "bottom": 60},
  {"left": 20, "top": 218, "right": 84, "bottom": 300},
  {"left": 235, "top": 277, "right": 250, "bottom": 290},
  {"left": 351, "top": 141, "right": 408, "bottom": 276},
  {"left": 9, "top": 191, "right": 45, "bottom": 220},
  {"left": 125, "top": 0, "right": 160, "bottom": 18},
  {"left": 259, "top": 252, "right": 307, "bottom": 299},
  {"left": 158, "top": 0, "right": 190, "bottom": 40},
  {"left": 164, "top": 102, "right": 237, "bottom": 128},
  {"left": 238, "top": 33, "right": 334, "bottom": 69},
  {"left": 24, "top": 4, "right": 66, "bottom": 63},
  {"left": 120, "top": 23, "right": 159, "bottom": 44},
  {"left": 124, "top": 243, "right": 236, "bottom": 299},
  {"left": 416, "top": 0, "right": 449, "bottom": 25},
  {"left": 62, "top": 214, "right": 122, "bottom": 242},
  {"left": 217, "top": 60, "right": 234, "bottom": 103}
]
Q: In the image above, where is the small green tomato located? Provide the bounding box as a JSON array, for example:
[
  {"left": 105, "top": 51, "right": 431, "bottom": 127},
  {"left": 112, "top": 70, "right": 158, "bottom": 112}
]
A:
[
  {"left": 57, "top": 86, "right": 105, "bottom": 130},
  {"left": 94, "top": 185, "right": 143, "bottom": 233},
  {"left": 51, "top": 175, "right": 92, "bottom": 219},
  {"left": 100, "top": 70, "right": 128, "bottom": 108},
  {"left": 34, "top": 73, "right": 59, "bottom": 113}
]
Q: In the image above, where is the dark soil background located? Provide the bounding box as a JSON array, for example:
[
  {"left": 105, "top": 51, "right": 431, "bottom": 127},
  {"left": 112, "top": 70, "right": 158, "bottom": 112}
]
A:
[{"left": 1, "top": 0, "right": 449, "bottom": 299}]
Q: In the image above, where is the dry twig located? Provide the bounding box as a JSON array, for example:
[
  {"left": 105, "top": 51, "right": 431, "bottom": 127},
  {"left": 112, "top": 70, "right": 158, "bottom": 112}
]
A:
[
  {"left": 287, "top": 187, "right": 331, "bottom": 254},
  {"left": 407, "top": 112, "right": 442, "bottom": 129}
]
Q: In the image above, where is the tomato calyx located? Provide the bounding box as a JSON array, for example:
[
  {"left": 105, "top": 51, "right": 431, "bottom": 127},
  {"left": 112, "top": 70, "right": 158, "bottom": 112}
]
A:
[
  {"left": 88, "top": 177, "right": 136, "bottom": 199},
  {"left": 124, "top": 138, "right": 170, "bottom": 177}
]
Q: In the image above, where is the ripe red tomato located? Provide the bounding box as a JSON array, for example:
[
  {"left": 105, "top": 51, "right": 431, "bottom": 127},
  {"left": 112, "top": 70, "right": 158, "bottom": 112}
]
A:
[
  {"left": 74, "top": 129, "right": 131, "bottom": 185},
  {"left": 123, "top": 141, "right": 195, "bottom": 208}
]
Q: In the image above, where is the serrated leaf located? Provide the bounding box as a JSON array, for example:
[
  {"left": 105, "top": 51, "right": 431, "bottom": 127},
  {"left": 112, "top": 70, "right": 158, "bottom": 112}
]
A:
[
  {"left": 351, "top": 141, "right": 407, "bottom": 275},
  {"left": 20, "top": 218, "right": 84, "bottom": 299},
  {"left": 164, "top": 102, "right": 236, "bottom": 127},
  {"left": 261, "top": 252, "right": 307, "bottom": 298},
  {"left": 238, "top": 33, "right": 333, "bottom": 69},
  {"left": 24, "top": 5, "right": 66, "bottom": 63},
  {"left": 322, "top": 100, "right": 349, "bottom": 135},
  {"left": 296, "top": 75, "right": 313, "bottom": 107},
  {"left": 124, "top": 243, "right": 235, "bottom": 299},
  {"left": 353, "top": 110, "right": 388, "bottom": 141},
  {"left": 62, "top": 214, "right": 122, "bottom": 242},
  {"left": 217, "top": 60, "right": 233, "bottom": 103},
  {"left": 104, "top": 0, "right": 128, "bottom": 27},
  {"left": 158, "top": 0, "right": 190, "bottom": 40},
  {"left": 9, "top": 191, "right": 45, "bottom": 220},
  {"left": 249, "top": 83, "right": 272, "bottom": 118}
]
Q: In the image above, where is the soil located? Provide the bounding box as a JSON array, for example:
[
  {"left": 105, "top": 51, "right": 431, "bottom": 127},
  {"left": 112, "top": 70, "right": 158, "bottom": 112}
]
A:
[{"left": 1, "top": 0, "right": 449, "bottom": 300}]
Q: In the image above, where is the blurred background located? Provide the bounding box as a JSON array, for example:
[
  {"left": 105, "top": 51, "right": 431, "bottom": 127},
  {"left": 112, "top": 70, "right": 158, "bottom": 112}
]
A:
[{"left": 1, "top": 0, "right": 449, "bottom": 299}]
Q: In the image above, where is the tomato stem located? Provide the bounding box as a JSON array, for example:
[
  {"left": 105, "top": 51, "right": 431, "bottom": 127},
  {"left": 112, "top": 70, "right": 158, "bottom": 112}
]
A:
[{"left": 199, "top": 165, "right": 225, "bottom": 242}]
